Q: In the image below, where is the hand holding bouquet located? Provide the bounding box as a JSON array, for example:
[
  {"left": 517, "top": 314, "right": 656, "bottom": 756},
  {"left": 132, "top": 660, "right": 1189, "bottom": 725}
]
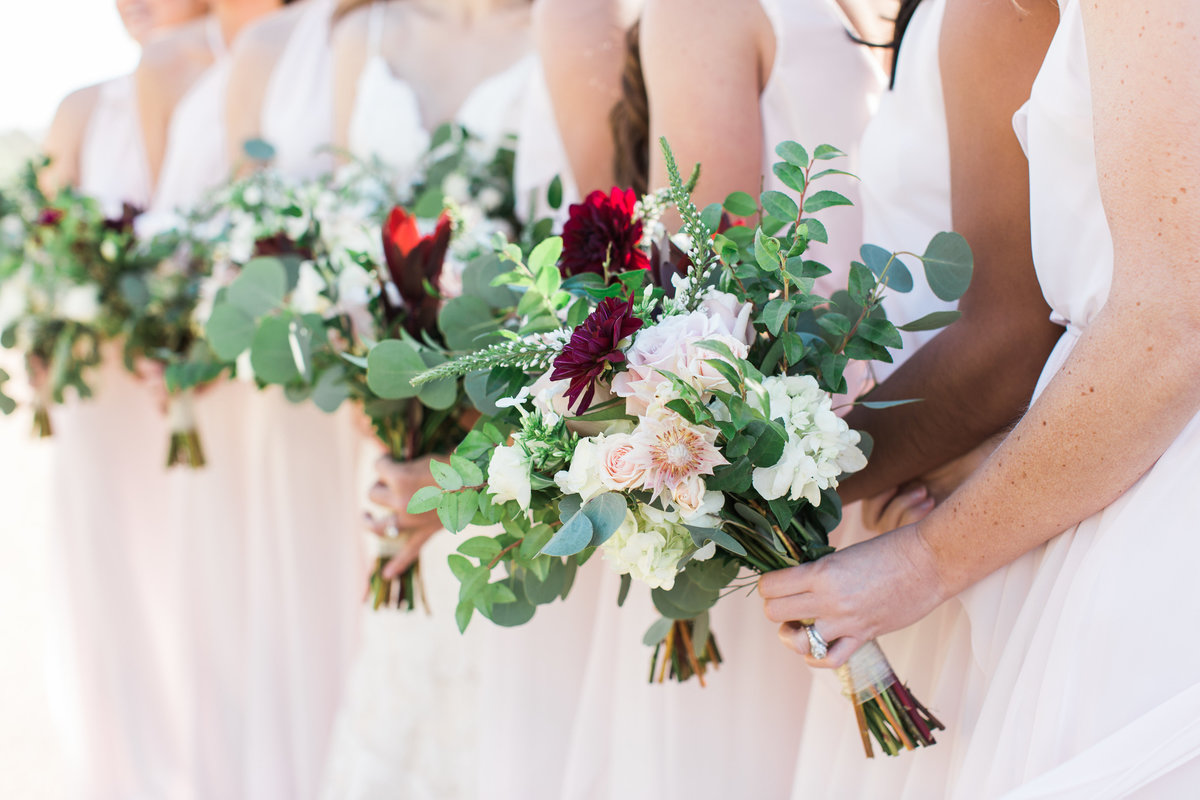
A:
[{"left": 412, "top": 138, "right": 973, "bottom": 757}]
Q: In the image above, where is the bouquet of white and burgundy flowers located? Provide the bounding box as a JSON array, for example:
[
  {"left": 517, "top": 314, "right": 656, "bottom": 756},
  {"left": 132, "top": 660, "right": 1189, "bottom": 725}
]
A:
[
  {"left": 0, "top": 160, "right": 155, "bottom": 436},
  {"left": 405, "top": 139, "right": 974, "bottom": 758}
]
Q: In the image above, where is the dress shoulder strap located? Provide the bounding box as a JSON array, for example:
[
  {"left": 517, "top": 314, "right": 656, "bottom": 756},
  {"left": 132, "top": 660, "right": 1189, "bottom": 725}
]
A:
[{"left": 367, "top": 1, "right": 387, "bottom": 59}]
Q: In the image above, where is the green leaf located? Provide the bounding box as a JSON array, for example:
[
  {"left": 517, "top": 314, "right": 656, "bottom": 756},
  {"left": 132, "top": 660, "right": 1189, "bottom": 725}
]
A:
[
  {"left": 242, "top": 138, "right": 276, "bottom": 161},
  {"left": 412, "top": 187, "right": 445, "bottom": 219},
  {"left": 455, "top": 599, "right": 475, "bottom": 632},
  {"left": 803, "top": 190, "right": 853, "bottom": 213},
  {"left": 781, "top": 331, "right": 806, "bottom": 363},
  {"left": 772, "top": 162, "right": 807, "bottom": 194},
  {"left": 860, "top": 398, "right": 922, "bottom": 410},
  {"left": 458, "top": 536, "right": 503, "bottom": 560},
  {"left": 861, "top": 244, "right": 913, "bottom": 293},
  {"left": 617, "top": 573, "right": 631, "bottom": 607},
  {"left": 528, "top": 236, "right": 564, "bottom": 276},
  {"left": 723, "top": 191, "right": 757, "bottom": 218},
  {"left": 522, "top": 558, "right": 567, "bottom": 605},
  {"left": 430, "top": 459, "right": 463, "bottom": 491},
  {"left": 450, "top": 453, "right": 484, "bottom": 486},
  {"left": 366, "top": 339, "right": 425, "bottom": 399},
  {"left": 847, "top": 261, "right": 875, "bottom": 306},
  {"left": 311, "top": 365, "right": 349, "bottom": 412},
  {"left": 856, "top": 318, "right": 903, "bottom": 349},
  {"left": 228, "top": 258, "right": 287, "bottom": 317},
  {"left": 547, "top": 175, "right": 563, "bottom": 210},
  {"left": 761, "top": 297, "right": 794, "bottom": 336},
  {"left": 580, "top": 492, "right": 628, "bottom": 546},
  {"left": 754, "top": 228, "right": 781, "bottom": 272},
  {"left": 407, "top": 485, "right": 443, "bottom": 514},
  {"left": 684, "top": 524, "right": 746, "bottom": 557},
  {"left": 204, "top": 303, "right": 256, "bottom": 362},
  {"left": 447, "top": 554, "right": 475, "bottom": 582},
  {"left": 813, "top": 144, "right": 845, "bottom": 161},
  {"left": 415, "top": 350, "right": 458, "bottom": 410},
  {"left": 921, "top": 232, "right": 974, "bottom": 301},
  {"left": 439, "top": 294, "right": 502, "bottom": 351},
  {"left": 462, "top": 253, "right": 518, "bottom": 309},
  {"left": 774, "top": 141, "right": 809, "bottom": 168},
  {"left": 249, "top": 315, "right": 301, "bottom": 384},
  {"left": 746, "top": 419, "right": 786, "bottom": 468},
  {"left": 898, "top": 310, "right": 962, "bottom": 332},
  {"left": 437, "top": 488, "right": 478, "bottom": 531},
  {"left": 643, "top": 616, "right": 673, "bottom": 646},
  {"left": 760, "top": 190, "right": 799, "bottom": 223},
  {"left": 541, "top": 509, "right": 593, "bottom": 556}
]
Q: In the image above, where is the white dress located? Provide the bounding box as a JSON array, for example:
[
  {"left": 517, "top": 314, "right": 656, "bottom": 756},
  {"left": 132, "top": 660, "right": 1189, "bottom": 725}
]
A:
[
  {"left": 44, "top": 74, "right": 187, "bottom": 800},
  {"left": 558, "top": 4, "right": 884, "bottom": 799},
  {"left": 150, "top": 21, "right": 261, "bottom": 799},
  {"left": 789, "top": 2, "right": 987, "bottom": 797},
  {"left": 241, "top": 2, "right": 365, "bottom": 798},
  {"left": 948, "top": 2, "right": 1200, "bottom": 796},
  {"left": 320, "top": 6, "right": 535, "bottom": 797}
]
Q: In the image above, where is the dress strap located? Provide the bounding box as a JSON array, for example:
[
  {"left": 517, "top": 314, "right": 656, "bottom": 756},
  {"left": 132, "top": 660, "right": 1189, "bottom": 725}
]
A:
[
  {"left": 205, "top": 15, "right": 227, "bottom": 58},
  {"left": 367, "top": 1, "right": 387, "bottom": 59}
]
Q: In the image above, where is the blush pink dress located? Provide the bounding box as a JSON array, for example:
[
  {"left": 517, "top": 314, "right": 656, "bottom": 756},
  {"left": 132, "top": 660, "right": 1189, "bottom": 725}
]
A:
[
  {"left": 44, "top": 73, "right": 188, "bottom": 799},
  {"left": 557, "top": 3, "right": 884, "bottom": 798},
  {"left": 946, "top": 2, "right": 1200, "bottom": 796}
]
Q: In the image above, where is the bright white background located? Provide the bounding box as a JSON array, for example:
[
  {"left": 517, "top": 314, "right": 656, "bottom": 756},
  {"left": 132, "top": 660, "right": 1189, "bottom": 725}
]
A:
[
  {"left": 0, "top": 7, "right": 136, "bottom": 797},
  {"left": 0, "top": 1, "right": 139, "bottom": 134}
]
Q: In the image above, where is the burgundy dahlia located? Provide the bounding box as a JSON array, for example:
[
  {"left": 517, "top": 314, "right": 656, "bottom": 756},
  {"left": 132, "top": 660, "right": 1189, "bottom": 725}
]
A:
[
  {"left": 560, "top": 187, "right": 650, "bottom": 280},
  {"left": 36, "top": 208, "right": 63, "bottom": 227},
  {"left": 550, "top": 295, "right": 643, "bottom": 413},
  {"left": 380, "top": 205, "right": 452, "bottom": 338}
]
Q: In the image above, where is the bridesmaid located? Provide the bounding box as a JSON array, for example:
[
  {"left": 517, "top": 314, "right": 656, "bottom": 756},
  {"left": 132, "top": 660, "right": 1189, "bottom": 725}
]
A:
[
  {"left": 40, "top": 6, "right": 207, "bottom": 795},
  {"left": 139, "top": 2, "right": 286, "bottom": 797},
  {"left": 221, "top": 2, "right": 365, "bottom": 798},
  {"left": 553, "top": 1, "right": 883, "bottom": 798},
  {"left": 319, "top": 3, "right": 537, "bottom": 797},
  {"left": 769, "top": 0, "right": 1061, "bottom": 795},
  {"left": 762, "top": 1, "right": 1200, "bottom": 796}
]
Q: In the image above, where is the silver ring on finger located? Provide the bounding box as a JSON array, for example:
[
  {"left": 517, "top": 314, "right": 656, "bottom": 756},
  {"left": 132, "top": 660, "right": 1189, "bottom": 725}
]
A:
[{"left": 806, "top": 624, "right": 829, "bottom": 660}]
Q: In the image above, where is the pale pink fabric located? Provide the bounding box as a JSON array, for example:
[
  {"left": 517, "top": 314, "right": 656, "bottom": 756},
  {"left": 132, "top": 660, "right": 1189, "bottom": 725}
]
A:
[
  {"left": 555, "top": 3, "right": 882, "bottom": 797},
  {"left": 241, "top": 3, "right": 365, "bottom": 797},
  {"left": 947, "top": 2, "right": 1200, "bottom": 795},
  {"left": 44, "top": 75, "right": 185, "bottom": 798}
]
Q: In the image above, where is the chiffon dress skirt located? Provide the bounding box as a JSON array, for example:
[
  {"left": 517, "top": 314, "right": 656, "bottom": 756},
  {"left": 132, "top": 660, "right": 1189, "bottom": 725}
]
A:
[
  {"left": 947, "top": 2, "right": 1200, "bottom": 796},
  {"left": 558, "top": 1, "right": 883, "bottom": 797}
]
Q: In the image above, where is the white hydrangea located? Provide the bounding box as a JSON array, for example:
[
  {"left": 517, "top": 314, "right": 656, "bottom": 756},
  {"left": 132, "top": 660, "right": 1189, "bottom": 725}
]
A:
[
  {"left": 601, "top": 504, "right": 700, "bottom": 590},
  {"left": 290, "top": 261, "right": 329, "bottom": 316},
  {"left": 58, "top": 284, "right": 101, "bottom": 324},
  {"left": 752, "top": 374, "right": 868, "bottom": 505}
]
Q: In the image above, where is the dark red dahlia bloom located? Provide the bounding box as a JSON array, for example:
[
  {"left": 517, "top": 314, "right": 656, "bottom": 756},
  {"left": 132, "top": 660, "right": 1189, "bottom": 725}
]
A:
[
  {"left": 550, "top": 295, "right": 643, "bottom": 413},
  {"left": 253, "top": 232, "right": 313, "bottom": 260},
  {"left": 103, "top": 203, "right": 141, "bottom": 234},
  {"left": 560, "top": 188, "right": 650, "bottom": 280},
  {"left": 36, "top": 208, "right": 63, "bottom": 226},
  {"left": 380, "top": 206, "right": 452, "bottom": 338}
]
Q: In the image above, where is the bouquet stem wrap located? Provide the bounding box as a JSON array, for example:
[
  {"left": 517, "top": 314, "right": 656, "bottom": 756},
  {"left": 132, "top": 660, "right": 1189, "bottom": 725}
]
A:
[
  {"left": 836, "top": 640, "right": 944, "bottom": 758},
  {"left": 31, "top": 379, "right": 52, "bottom": 438},
  {"left": 649, "top": 618, "right": 723, "bottom": 686},
  {"left": 165, "top": 390, "right": 205, "bottom": 469},
  {"left": 367, "top": 528, "right": 427, "bottom": 611}
]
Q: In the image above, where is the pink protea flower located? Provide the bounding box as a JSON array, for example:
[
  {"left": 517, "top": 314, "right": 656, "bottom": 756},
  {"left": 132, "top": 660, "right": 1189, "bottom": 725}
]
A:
[{"left": 627, "top": 407, "right": 726, "bottom": 504}]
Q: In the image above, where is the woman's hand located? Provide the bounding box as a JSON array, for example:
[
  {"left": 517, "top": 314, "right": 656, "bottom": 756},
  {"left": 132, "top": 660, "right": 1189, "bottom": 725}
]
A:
[
  {"left": 759, "top": 524, "right": 949, "bottom": 668},
  {"left": 365, "top": 455, "right": 444, "bottom": 578}
]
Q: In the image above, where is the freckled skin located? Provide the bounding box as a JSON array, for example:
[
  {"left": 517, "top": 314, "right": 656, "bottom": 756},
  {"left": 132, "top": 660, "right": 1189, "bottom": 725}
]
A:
[{"left": 760, "top": 0, "right": 1200, "bottom": 668}]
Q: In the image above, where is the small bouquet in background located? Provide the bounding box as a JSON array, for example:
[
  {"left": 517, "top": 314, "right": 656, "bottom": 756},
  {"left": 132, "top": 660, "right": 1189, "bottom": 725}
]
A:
[
  {"left": 412, "top": 139, "right": 974, "bottom": 758},
  {"left": 0, "top": 162, "right": 141, "bottom": 436}
]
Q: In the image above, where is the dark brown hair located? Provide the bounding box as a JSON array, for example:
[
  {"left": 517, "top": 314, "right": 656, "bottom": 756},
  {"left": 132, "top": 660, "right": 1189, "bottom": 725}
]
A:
[{"left": 609, "top": 20, "right": 649, "bottom": 195}]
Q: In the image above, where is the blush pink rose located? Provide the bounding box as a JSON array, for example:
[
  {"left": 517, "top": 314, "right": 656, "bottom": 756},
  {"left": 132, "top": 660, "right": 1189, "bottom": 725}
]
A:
[{"left": 598, "top": 432, "right": 646, "bottom": 490}]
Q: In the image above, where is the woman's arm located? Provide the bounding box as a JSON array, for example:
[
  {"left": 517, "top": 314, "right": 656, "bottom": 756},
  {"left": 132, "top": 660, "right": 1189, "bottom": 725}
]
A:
[
  {"left": 762, "top": 0, "right": 1200, "bottom": 667},
  {"left": 837, "top": 0, "right": 1061, "bottom": 503},
  {"left": 225, "top": 12, "right": 297, "bottom": 174},
  {"left": 39, "top": 85, "right": 100, "bottom": 196},
  {"left": 533, "top": 0, "right": 643, "bottom": 193},
  {"left": 642, "top": 0, "right": 771, "bottom": 205}
]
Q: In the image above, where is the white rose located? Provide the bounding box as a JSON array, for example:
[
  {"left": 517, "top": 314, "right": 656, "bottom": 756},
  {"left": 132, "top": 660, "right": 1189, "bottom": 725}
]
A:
[
  {"left": 699, "top": 289, "right": 755, "bottom": 346},
  {"left": 488, "top": 442, "right": 532, "bottom": 509},
  {"left": 553, "top": 436, "right": 608, "bottom": 502},
  {"left": 58, "top": 284, "right": 100, "bottom": 324},
  {"left": 670, "top": 475, "right": 720, "bottom": 520}
]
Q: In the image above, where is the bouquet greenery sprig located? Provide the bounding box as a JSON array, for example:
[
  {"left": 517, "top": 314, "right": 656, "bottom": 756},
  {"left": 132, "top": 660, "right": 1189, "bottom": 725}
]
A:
[{"left": 408, "top": 138, "right": 973, "bottom": 758}]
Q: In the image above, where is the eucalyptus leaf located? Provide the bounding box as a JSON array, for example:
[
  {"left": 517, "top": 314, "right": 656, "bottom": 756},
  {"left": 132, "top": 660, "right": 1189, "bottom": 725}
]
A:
[
  {"left": 541, "top": 510, "right": 593, "bottom": 556},
  {"left": 643, "top": 616, "right": 673, "bottom": 647},
  {"left": 861, "top": 244, "right": 913, "bottom": 293},
  {"left": 580, "top": 492, "right": 628, "bottom": 547},
  {"left": 205, "top": 303, "right": 256, "bottom": 362},
  {"left": 366, "top": 339, "right": 424, "bottom": 399},
  {"left": 249, "top": 316, "right": 301, "bottom": 385},
  {"left": 921, "top": 232, "right": 974, "bottom": 301},
  {"left": 228, "top": 258, "right": 287, "bottom": 317}
]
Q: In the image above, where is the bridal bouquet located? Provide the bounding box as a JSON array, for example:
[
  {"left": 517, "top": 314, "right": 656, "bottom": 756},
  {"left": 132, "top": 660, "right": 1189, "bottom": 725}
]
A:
[
  {"left": 409, "top": 139, "right": 973, "bottom": 758},
  {"left": 0, "top": 163, "right": 145, "bottom": 436}
]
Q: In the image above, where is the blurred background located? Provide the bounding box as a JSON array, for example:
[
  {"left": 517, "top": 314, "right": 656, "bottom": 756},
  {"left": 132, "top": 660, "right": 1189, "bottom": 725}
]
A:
[{"left": 0, "top": 5, "right": 137, "bottom": 797}]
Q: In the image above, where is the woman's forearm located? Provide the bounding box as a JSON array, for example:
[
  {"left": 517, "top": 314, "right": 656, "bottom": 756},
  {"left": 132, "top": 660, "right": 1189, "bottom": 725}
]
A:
[{"left": 918, "top": 296, "right": 1200, "bottom": 595}]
